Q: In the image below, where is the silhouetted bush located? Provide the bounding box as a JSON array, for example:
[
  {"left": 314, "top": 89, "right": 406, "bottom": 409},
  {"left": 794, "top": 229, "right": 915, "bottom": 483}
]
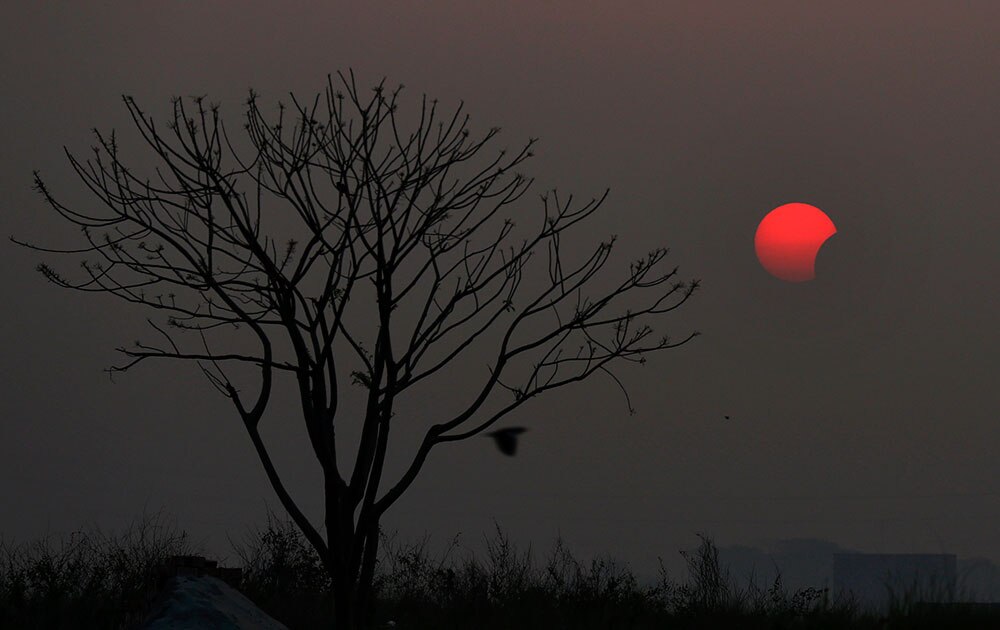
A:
[
  {"left": 0, "top": 509, "right": 194, "bottom": 629},
  {"left": 230, "top": 508, "right": 334, "bottom": 629}
]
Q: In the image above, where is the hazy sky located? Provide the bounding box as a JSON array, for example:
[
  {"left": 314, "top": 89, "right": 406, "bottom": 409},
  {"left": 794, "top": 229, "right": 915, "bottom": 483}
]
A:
[{"left": 2, "top": 2, "right": 998, "bottom": 579}]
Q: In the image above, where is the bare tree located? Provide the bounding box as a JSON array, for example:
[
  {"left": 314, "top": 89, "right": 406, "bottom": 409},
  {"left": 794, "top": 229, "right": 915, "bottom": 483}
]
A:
[{"left": 15, "top": 71, "right": 699, "bottom": 628}]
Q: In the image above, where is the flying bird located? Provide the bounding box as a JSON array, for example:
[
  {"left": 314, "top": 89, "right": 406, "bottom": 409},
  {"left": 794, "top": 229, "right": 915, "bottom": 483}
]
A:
[{"left": 485, "top": 426, "right": 527, "bottom": 456}]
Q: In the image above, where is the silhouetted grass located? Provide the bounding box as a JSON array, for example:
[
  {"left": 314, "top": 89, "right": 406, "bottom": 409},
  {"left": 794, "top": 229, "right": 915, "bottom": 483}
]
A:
[
  {"left": 238, "top": 519, "right": 997, "bottom": 629},
  {"left": 229, "top": 510, "right": 333, "bottom": 629},
  {"left": 3, "top": 510, "right": 999, "bottom": 629},
  {"left": 0, "top": 509, "right": 195, "bottom": 629}
]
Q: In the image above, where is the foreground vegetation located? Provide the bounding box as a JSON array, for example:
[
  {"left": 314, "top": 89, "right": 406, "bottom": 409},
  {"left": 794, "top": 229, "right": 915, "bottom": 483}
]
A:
[{"left": 1, "top": 511, "right": 997, "bottom": 628}]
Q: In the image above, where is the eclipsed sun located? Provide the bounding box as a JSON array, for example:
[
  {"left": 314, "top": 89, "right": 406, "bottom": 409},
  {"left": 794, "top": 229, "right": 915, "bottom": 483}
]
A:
[{"left": 754, "top": 203, "right": 837, "bottom": 283}]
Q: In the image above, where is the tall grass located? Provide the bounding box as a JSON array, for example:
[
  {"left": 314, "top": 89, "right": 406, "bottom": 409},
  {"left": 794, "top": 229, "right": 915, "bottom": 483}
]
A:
[
  {"left": 230, "top": 510, "right": 333, "bottom": 629},
  {"left": 3, "top": 511, "right": 999, "bottom": 629},
  {"left": 0, "top": 510, "right": 195, "bottom": 629},
  {"left": 238, "top": 521, "right": 847, "bottom": 629}
]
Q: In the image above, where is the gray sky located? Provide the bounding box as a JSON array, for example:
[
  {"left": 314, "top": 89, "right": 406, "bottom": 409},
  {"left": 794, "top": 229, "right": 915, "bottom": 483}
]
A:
[{"left": 2, "top": 2, "right": 998, "bottom": 579}]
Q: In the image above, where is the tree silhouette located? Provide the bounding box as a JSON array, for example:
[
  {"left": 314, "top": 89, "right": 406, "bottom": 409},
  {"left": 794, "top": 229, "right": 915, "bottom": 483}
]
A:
[{"left": 15, "top": 71, "right": 699, "bottom": 628}]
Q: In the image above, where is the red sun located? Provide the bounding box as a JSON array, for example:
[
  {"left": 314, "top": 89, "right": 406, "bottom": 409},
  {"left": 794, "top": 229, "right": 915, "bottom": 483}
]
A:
[{"left": 754, "top": 203, "right": 837, "bottom": 283}]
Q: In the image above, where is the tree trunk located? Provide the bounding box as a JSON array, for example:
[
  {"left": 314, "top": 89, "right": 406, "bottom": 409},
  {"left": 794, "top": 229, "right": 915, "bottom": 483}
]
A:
[
  {"left": 355, "top": 522, "right": 381, "bottom": 628},
  {"left": 328, "top": 523, "right": 380, "bottom": 629},
  {"left": 333, "top": 574, "right": 355, "bottom": 629}
]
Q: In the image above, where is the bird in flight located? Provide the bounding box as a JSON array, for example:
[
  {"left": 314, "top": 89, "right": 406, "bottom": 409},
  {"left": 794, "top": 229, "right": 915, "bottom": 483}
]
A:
[{"left": 485, "top": 426, "right": 527, "bottom": 456}]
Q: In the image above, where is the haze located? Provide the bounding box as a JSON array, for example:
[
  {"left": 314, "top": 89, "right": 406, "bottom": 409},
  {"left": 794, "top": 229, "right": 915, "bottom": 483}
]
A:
[{"left": 2, "top": 2, "right": 997, "bottom": 581}]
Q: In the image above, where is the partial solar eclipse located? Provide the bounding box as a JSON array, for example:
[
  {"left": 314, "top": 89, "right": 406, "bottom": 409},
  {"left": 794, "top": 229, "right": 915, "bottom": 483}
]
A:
[{"left": 754, "top": 203, "right": 837, "bottom": 282}]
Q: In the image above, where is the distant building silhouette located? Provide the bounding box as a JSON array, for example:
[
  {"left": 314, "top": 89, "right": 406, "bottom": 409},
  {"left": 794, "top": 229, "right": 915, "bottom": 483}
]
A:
[{"left": 833, "top": 553, "right": 956, "bottom": 612}]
